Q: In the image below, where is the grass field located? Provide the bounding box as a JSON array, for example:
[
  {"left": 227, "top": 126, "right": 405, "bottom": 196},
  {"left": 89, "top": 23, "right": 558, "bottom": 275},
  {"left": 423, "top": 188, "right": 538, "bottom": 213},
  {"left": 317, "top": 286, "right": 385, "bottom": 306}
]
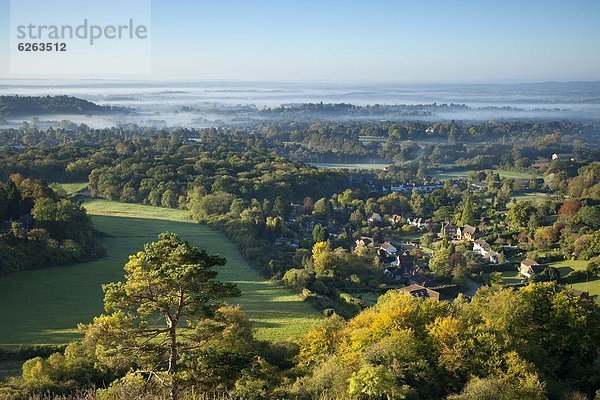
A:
[
  {"left": 509, "top": 192, "right": 552, "bottom": 206},
  {"left": 432, "top": 169, "right": 540, "bottom": 181},
  {"left": 488, "top": 259, "right": 600, "bottom": 296},
  {"left": 310, "top": 162, "right": 391, "bottom": 170},
  {"left": 51, "top": 182, "right": 88, "bottom": 195},
  {"left": 0, "top": 199, "right": 320, "bottom": 348},
  {"left": 548, "top": 259, "right": 600, "bottom": 296}
]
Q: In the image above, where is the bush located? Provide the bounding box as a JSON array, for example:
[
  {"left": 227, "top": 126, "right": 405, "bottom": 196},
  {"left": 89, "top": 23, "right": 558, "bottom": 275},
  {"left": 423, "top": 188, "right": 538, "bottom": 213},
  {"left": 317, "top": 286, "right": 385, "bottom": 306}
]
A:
[
  {"left": 309, "top": 280, "right": 330, "bottom": 295},
  {"left": 282, "top": 268, "right": 312, "bottom": 291}
]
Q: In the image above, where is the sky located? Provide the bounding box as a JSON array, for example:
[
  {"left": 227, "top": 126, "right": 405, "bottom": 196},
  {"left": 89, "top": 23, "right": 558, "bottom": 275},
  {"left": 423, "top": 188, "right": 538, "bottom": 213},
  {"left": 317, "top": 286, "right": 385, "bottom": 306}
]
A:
[{"left": 0, "top": 0, "right": 599, "bottom": 82}]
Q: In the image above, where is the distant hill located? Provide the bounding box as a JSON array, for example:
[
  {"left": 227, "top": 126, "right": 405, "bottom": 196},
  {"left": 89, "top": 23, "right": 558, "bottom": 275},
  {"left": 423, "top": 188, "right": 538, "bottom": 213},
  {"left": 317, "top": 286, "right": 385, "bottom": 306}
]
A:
[{"left": 0, "top": 95, "right": 127, "bottom": 116}]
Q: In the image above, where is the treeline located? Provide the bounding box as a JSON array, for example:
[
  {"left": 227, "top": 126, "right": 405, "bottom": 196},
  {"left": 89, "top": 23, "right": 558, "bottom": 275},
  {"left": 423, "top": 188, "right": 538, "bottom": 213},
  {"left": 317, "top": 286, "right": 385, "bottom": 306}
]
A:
[
  {"left": 2, "top": 282, "right": 599, "bottom": 399},
  {"left": 0, "top": 175, "right": 100, "bottom": 274},
  {"left": 291, "top": 283, "right": 600, "bottom": 400},
  {"left": 0, "top": 96, "right": 124, "bottom": 117},
  {"left": 2, "top": 120, "right": 599, "bottom": 174},
  {"left": 254, "top": 119, "right": 599, "bottom": 166}
]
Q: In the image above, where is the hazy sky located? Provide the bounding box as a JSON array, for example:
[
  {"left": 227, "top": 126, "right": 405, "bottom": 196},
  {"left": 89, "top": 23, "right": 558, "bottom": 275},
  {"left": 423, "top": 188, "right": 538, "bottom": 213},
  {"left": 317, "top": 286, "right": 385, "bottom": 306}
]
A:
[{"left": 1, "top": 0, "right": 599, "bottom": 82}]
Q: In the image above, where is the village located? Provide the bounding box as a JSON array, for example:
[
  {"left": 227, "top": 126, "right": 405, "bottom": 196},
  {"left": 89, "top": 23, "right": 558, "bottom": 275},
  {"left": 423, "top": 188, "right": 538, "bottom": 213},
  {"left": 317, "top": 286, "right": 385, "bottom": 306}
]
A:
[{"left": 272, "top": 170, "right": 594, "bottom": 310}]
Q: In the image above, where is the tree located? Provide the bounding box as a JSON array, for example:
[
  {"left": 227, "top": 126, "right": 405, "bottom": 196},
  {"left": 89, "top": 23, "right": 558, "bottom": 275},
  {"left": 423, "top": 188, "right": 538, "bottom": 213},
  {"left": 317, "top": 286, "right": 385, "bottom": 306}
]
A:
[
  {"left": 338, "top": 189, "right": 359, "bottom": 206},
  {"left": 558, "top": 199, "right": 581, "bottom": 221},
  {"left": 456, "top": 193, "right": 477, "bottom": 226},
  {"left": 410, "top": 189, "right": 426, "bottom": 216},
  {"left": 85, "top": 233, "right": 240, "bottom": 400},
  {"left": 273, "top": 196, "right": 286, "bottom": 218},
  {"left": 495, "top": 183, "right": 512, "bottom": 210},
  {"left": 430, "top": 244, "right": 453, "bottom": 278},
  {"left": 302, "top": 196, "right": 315, "bottom": 214},
  {"left": 296, "top": 314, "right": 345, "bottom": 367},
  {"left": 312, "top": 224, "right": 330, "bottom": 244},
  {"left": 282, "top": 268, "right": 312, "bottom": 291},
  {"left": 507, "top": 201, "right": 536, "bottom": 229},
  {"left": 578, "top": 206, "right": 600, "bottom": 230},
  {"left": 348, "top": 364, "right": 408, "bottom": 399},
  {"left": 313, "top": 198, "right": 332, "bottom": 220}
]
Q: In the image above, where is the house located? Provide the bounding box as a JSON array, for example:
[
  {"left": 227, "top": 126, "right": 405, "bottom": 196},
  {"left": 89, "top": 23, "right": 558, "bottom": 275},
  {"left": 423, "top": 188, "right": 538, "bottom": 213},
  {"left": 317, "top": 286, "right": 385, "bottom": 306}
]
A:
[
  {"left": 410, "top": 273, "right": 434, "bottom": 287},
  {"left": 355, "top": 236, "right": 374, "bottom": 248},
  {"left": 274, "top": 237, "right": 299, "bottom": 248},
  {"left": 407, "top": 217, "right": 427, "bottom": 228},
  {"left": 493, "top": 237, "right": 507, "bottom": 246},
  {"left": 391, "top": 253, "right": 417, "bottom": 276},
  {"left": 457, "top": 225, "right": 479, "bottom": 241},
  {"left": 473, "top": 240, "right": 500, "bottom": 264},
  {"left": 369, "top": 213, "right": 383, "bottom": 224},
  {"left": 520, "top": 259, "right": 545, "bottom": 278},
  {"left": 440, "top": 221, "right": 458, "bottom": 238},
  {"left": 389, "top": 214, "right": 403, "bottom": 227},
  {"left": 552, "top": 153, "right": 575, "bottom": 161},
  {"left": 398, "top": 284, "right": 441, "bottom": 301},
  {"left": 383, "top": 267, "right": 405, "bottom": 281},
  {"left": 378, "top": 242, "right": 397, "bottom": 257},
  {"left": 567, "top": 288, "right": 590, "bottom": 300},
  {"left": 485, "top": 250, "right": 500, "bottom": 264}
]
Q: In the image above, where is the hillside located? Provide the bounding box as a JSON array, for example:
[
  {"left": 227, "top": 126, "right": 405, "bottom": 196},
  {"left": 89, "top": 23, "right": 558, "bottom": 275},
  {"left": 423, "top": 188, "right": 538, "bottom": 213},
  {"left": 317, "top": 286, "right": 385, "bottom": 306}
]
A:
[{"left": 0, "top": 199, "right": 320, "bottom": 347}]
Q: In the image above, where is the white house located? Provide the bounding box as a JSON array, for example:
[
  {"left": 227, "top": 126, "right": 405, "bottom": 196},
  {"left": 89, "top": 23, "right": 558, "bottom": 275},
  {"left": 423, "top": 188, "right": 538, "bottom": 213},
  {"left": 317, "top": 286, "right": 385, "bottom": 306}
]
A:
[
  {"left": 379, "top": 242, "right": 397, "bottom": 256},
  {"left": 520, "top": 259, "right": 545, "bottom": 278},
  {"left": 407, "top": 217, "right": 427, "bottom": 228},
  {"left": 473, "top": 240, "right": 500, "bottom": 264}
]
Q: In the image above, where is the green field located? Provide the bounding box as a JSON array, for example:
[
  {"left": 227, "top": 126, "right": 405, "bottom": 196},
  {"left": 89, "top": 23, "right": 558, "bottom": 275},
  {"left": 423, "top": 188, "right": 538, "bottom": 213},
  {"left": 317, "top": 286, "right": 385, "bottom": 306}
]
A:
[
  {"left": 488, "top": 259, "right": 600, "bottom": 296},
  {"left": 50, "top": 182, "right": 88, "bottom": 195},
  {"left": 549, "top": 259, "right": 600, "bottom": 296},
  {"left": 510, "top": 192, "right": 553, "bottom": 204},
  {"left": 310, "top": 162, "right": 391, "bottom": 170},
  {"left": 0, "top": 199, "right": 320, "bottom": 347},
  {"left": 432, "top": 169, "right": 539, "bottom": 181}
]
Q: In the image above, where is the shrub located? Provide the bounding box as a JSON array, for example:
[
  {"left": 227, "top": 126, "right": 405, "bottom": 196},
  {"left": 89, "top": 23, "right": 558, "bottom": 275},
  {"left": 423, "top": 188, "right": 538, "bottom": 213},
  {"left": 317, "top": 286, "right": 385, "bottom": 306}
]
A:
[{"left": 282, "top": 268, "right": 312, "bottom": 291}]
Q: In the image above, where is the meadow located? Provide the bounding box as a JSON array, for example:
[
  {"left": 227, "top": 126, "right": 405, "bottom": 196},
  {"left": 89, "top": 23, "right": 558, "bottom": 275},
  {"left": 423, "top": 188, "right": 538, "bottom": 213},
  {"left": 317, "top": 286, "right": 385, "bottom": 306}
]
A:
[
  {"left": 0, "top": 199, "right": 320, "bottom": 348},
  {"left": 550, "top": 259, "right": 600, "bottom": 296},
  {"left": 486, "top": 259, "right": 599, "bottom": 295},
  {"left": 310, "top": 162, "right": 391, "bottom": 170},
  {"left": 432, "top": 168, "right": 540, "bottom": 181}
]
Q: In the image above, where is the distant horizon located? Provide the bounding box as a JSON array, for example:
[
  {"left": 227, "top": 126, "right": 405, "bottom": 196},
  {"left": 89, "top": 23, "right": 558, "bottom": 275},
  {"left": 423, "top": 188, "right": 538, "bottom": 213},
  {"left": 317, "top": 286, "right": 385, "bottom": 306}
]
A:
[{"left": 1, "top": 78, "right": 600, "bottom": 86}]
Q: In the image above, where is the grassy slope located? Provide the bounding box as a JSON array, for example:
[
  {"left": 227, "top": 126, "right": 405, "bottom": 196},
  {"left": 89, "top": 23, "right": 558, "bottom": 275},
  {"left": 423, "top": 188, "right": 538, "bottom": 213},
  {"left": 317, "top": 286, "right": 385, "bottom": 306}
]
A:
[{"left": 0, "top": 199, "right": 320, "bottom": 348}]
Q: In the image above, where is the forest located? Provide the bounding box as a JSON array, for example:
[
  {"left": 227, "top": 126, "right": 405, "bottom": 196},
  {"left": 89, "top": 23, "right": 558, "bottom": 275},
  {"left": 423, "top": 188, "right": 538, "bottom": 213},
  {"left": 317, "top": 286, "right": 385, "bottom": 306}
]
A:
[
  {"left": 0, "top": 175, "right": 99, "bottom": 274},
  {"left": 0, "top": 96, "right": 125, "bottom": 117}
]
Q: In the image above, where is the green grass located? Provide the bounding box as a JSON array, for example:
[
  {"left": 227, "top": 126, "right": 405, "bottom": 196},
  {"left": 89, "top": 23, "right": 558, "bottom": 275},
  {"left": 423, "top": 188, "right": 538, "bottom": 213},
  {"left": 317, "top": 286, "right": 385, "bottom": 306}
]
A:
[
  {"left": 0, "top": 199, "right": 320, "bottom": 348},
  {"left": 548, "top": 259, "right": 588, "bottom": 277},
  {"left": 484, "top": 259, "right": 600, "bottom": 295},
  {"left": 499, "top": 270, "right": 522, "bottom": 284},
  {"left": 492, "top": 170, "right": 540, "bottom": 180},
  {"left": 548, "top": 259, "right": 600, "bottom": 296},
  {"left": 432, "top": 169, "right": 540, "bottom": 181},
  {"left": 510, "top": 192, "right": 552, "bottom": 204},
  {"left": 310, "top": 162, "right": 391, "bottom": 170},
  {"left": 51, "top": 182, "right": 88, "bottom": 195}
]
